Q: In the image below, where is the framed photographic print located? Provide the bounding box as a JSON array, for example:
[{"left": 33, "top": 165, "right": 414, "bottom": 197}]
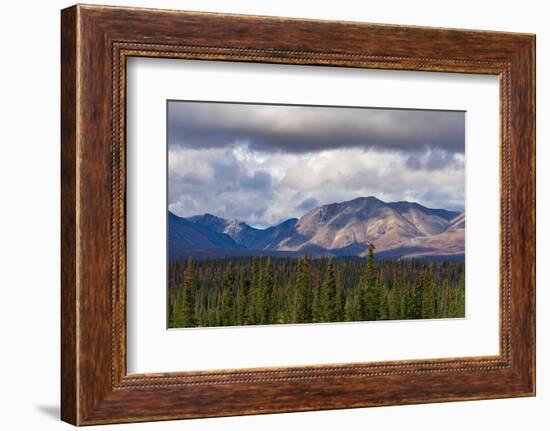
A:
[{"left": 61, "top": 4, "right": 535, "bottom": 425}]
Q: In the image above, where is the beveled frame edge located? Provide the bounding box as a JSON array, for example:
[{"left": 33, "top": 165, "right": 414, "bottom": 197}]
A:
[{"left": 61, "top": 4, "right": 535, "bottom": 426}]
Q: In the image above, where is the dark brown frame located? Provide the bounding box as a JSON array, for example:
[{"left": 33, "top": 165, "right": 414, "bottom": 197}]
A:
[{"left": 61, "top": 4, "right": 536, "bottom": 426}]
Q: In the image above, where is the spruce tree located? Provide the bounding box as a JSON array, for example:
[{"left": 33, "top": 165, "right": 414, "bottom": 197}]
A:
[
  {"left": 362, "top": 244, "right": 379, "bottom": 320},
  {"left": 387, "top": 283, "right": 401, "bottom": 320},
  {"left": 168, "top": 289, "right": 177, "bottom": 327},
  {"left": 270, "top": 282, "right": 280, "bottom": 323},
  {"left": 400, "top": 282, "right": 415, "bottom": 319},
  {"left": 413, "top": 273, "right": 425, "bottom": 319},
  {"left": 169, "top": 289, "right": 184, "bottom": 328},
  {"left": 378, "top": 282, "right": 390, "bottom": 320},
  {"left": 344, "top": 293, "right": 355, "bottom": 322},
  {"left": 236, "top": 268, "right": 250, "bottom": 325},
  {"left": 285, "top": 280, "right": 295, "bottom": 324},
  {"left": 294, "top": 254, "right": 311, "bottom": 323},
  {"left": 355, "top": 282, "right": 367, "bottom": 320},
  {"left": 219, "top": 262, "right": 235, "bottom": 326},
  {"left": 198, "top": 305, "right": 208, "bottom": 327},
  {"left": 253, "top": 258, "right": 267, "bottom": 324},
  {"left": 421, "top": 276, "right": 436, "bottom": 319},
  {"left": 456, "top": 278, "right": 465, "bottom": 317},
  {"left": 180, "top": 257, "right": 197, "bottom": 327},
  {"left": 311, "top": 278, "right": 321, "bottom": 322},
  {"left": 264, "top": 258, "right": 275, "bottom": 323},
  {"left": 320, "top": 257, "right": 337, "bottom": 322},
  {"left": 335, "top": 274, "right": 345, "bottom": 321},
  {"left": 248, "top": 256, "right": 259, "bottom": 324}
]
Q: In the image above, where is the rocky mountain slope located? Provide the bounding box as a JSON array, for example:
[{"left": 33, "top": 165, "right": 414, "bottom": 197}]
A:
[{"left": 169, "top": 196, "right": 464, "bottom": 259}]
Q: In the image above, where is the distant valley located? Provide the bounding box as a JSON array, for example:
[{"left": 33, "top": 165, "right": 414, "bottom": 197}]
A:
[{"left": 169, "top": 196, "right": 464, "bottom": 260}]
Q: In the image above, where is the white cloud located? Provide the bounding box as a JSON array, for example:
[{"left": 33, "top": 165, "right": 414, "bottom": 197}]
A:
[{"left": 169, "top": 144, "right": 465, "bottom": 226}]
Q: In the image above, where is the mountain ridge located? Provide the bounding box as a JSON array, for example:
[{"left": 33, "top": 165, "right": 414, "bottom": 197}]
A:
[{"left": 169, "top": 196, "right": 464, "bottom": 260}]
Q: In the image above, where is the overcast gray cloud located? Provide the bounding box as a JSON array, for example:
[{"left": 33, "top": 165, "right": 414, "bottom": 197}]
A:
[
  {"left": 168, "top": 101, "right": 464, "bottom": 155},
  {"left": 168, "top": 101, "right": 465, "bottom": 226}
]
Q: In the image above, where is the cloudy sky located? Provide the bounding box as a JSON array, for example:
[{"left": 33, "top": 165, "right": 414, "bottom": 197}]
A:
[{"left": 168, "top": 101, "right": 465, "bottom": 228}]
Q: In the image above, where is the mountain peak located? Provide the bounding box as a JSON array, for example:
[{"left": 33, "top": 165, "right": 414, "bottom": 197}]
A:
[
  {"left": 357, "top": 195, "right": 384, "bottom": 202},
  {"left": 201, "top": 213, "right": 223, "bottom": 221}
]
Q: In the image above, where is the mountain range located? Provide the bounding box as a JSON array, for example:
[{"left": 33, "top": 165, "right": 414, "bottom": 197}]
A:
[{"left": 169, "top": 196, "right": 464, "bottom": 260}]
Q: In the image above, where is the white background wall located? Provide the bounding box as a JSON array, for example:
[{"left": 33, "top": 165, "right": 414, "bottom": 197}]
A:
[{"left": 0, "top": 0, "right": 546, "bottom": 429}]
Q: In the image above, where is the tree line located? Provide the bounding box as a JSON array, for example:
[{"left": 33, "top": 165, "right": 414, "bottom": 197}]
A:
[{"left": 168, "top": 246, "right": 465, "bottom": 328}]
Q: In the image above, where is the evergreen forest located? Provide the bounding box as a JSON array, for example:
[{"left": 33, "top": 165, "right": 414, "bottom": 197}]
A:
[{"left": 168, "top": 246, "right": 465, "bottom": 328}]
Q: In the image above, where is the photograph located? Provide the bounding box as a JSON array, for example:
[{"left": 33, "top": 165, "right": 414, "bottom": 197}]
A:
[{"left": 167, "top": 101, "right": 466, "bottom": 328}]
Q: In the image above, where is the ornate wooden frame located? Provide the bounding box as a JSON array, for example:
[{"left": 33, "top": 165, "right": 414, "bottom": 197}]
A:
[{"left": 61, "top": 4, "right": 535, "bottom": 425}]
